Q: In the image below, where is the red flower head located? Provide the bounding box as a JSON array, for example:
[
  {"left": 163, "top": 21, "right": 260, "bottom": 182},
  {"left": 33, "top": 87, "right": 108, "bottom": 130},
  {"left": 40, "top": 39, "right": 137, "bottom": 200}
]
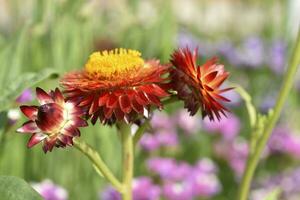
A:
[
  {"left": 170, "top": 47, "right": 232, "bottom": 121},
  {"left": 17, "top": 88, "right": 87, "bottom": 153},
  {"left": 60, "top": 48, "right": 169, "bottom": 124}
]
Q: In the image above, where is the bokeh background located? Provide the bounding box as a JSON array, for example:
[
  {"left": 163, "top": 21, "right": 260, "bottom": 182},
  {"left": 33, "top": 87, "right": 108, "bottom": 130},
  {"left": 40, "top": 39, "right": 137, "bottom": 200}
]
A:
[{"left": 0, "top": 0, "right": 300, "bottom": 199}]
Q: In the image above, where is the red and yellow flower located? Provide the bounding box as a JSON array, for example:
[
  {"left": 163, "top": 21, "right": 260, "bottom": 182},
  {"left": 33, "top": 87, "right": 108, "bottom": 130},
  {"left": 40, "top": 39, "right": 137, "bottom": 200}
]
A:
[
  {"left": 60, "top": 48, "right": 169, "bottom": 124},
  {"left": 17, "top": 88, "right": 87, "bottom": 152},
  {"left": 170, "top": 47, "right": 232, "bottom": 121}
]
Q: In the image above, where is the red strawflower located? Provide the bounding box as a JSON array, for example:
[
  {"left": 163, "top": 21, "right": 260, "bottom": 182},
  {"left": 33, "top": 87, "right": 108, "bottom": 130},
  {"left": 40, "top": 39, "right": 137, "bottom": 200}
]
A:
[
  {"left": 60, "top": 48, "right": 169, "bottom": 124},
  {"left": 170, "top": 47, "right": 232, "bottom": 121},
  {"left": 17, "top": 88, "right": 87, "bottom": 153}
]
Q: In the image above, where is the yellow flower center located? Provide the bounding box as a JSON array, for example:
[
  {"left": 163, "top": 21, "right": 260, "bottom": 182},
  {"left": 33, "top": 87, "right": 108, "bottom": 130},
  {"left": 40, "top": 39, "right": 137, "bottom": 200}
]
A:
[{"left": 85, "top": 48, "right": 144, "bottom": 79}]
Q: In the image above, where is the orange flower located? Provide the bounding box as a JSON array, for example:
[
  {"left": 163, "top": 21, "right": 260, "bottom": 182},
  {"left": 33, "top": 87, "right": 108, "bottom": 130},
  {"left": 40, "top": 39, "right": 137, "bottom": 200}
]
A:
[
  {"left": 60, "top": 48, "right": 169, "bottom": 124},
  {"left": 170, "top": 48, "right": 232, "bottom": 121}
]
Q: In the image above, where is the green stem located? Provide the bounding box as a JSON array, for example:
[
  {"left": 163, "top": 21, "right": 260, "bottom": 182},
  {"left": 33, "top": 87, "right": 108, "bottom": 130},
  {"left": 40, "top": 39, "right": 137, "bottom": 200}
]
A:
[
  {"left": 133, "top": 120, "right": 150, "bottom": 146},
  {"left": 119, "top": 123, "right": 134, "bottom": 200},
  {"left": 73, "top": 138, "right": 123, "bottom": 192},
  {"left": 238, "top": 28, "right": 300, "bottom": 200}
]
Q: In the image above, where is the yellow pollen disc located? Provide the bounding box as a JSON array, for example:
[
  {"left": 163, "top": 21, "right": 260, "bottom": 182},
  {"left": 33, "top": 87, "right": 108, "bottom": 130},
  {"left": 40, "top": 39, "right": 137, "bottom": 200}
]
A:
[{"left": 85, "top": 48, "right": 144, "bottom": 78}]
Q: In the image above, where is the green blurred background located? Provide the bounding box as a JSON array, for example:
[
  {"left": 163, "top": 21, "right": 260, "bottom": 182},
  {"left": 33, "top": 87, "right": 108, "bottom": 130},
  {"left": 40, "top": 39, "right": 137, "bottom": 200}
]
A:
[{"left": 0, "top": 0, "right": 299, "bottom": 199}]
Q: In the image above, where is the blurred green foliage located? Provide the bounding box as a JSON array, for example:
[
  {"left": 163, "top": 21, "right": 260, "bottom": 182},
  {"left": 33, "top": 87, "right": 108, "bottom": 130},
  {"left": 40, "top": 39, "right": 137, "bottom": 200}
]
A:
[{"left": 0, "top": 0, "right": 298, "bottom": 199}]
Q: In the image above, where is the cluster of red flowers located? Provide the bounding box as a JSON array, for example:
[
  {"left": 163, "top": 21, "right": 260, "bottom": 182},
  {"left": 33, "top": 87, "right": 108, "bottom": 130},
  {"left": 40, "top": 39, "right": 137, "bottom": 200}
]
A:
[{"left": 18, "top": 47, "right": 232, "bottom": 152}]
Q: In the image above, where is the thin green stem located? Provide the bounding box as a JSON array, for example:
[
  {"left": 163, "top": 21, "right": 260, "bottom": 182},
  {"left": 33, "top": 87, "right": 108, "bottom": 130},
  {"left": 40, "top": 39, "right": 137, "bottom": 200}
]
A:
[
  {"left": 133, "top": 120, "right": 150, "bottom": 146},
  {"left": 119, "top": 123, "right": 134, "bottom": 200},
  {"left": 73, "top": 138, "right": 123, "bottom": 192},
  {"left": 233, "top": 84, "right": 257, "bottom": 128},
  {"left": 238, "top": 28, "right": 300, "bottom": 200}
]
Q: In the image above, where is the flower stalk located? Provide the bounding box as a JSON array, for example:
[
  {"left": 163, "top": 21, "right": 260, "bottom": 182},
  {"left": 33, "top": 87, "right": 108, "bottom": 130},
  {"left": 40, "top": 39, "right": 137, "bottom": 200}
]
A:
[
  {"left": 119, "top": 123, "right": 134, "bottom": 200},
  {"left": 73, "top": 138, "right": 123, "bottom": 192},
  {"left": 238, "top": 28, "right": 300, "bottom": 200}
]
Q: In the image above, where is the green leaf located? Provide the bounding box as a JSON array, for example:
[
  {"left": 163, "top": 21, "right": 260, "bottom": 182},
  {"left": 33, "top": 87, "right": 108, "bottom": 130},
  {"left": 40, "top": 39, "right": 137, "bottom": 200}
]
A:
[
  {"left": 0, "top": 176, "right": 42, "bottom": 200},
  {"left": 0, "top": 68, "right": 58, "bottom": 112}
]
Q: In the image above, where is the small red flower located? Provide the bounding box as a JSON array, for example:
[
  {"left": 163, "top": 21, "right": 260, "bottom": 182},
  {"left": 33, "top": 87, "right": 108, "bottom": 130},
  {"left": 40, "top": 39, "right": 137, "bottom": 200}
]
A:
[
  {"left": 17, "top": 88, "right": 87, "bottom": 153},
  {"left": 170, "top": 47, "right": 232, "bottom": 121},
  {"left": 60, "top": 48, "right": 169, "bottom": 124}
]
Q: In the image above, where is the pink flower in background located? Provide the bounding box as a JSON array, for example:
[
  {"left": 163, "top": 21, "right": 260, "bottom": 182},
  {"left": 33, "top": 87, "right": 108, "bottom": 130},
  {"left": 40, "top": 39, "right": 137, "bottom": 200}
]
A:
[
  {"left": 150, "top": 111, "right": 174, "bottom": 130},
  {"left": 189, "top": 168, "right": 221, "bottom": 197},
  {"left": 101, "top": 177, "right": 161, "bottom": 200},
  {"left": 174, "top": 109, "right": 201, "bottom": 135},
  {"left": 16, "top": 89, "right": 33, "bottom": 103},
  {"left": 195, "top": 158, "right": 218, "bottom": 173},
  {"left": 132, "top": 177, "right": 161, "bottom": 200},
  {"left": 147, "top": 157, "right": 221, "bottom": 198},
  {"left": 139, "top": 134, "right": 161, "bottom": 151},
  {"left": 203, "top": 113, "right": 241, "bottom": 140},
  {"left": 147, "top": 157, "right": 178, "bottom": 180},
  {"left": 32, "top": 180, "right": 68, "bottom": 200},
  {"left": 162, "top": 181, "right": 194, "bottom": 200},
  {"left": 214, "top": 138, "right": 249, "bottom": 177},
  {"left": 8, "top": 89, "right": 34, "bottom": 125},
  {"left": 268, "top": 126, "right": 300, "bottom": 158}
]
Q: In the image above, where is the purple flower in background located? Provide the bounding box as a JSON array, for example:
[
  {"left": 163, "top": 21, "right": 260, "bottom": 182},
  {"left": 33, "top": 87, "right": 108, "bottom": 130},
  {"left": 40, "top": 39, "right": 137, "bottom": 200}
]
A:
[
  {"left": 150, "top": 111, "right": 174, "bottom": 130},
  {"left": 238, "top": 36, "right": 265, "bottom": 68},
  {"left": 132, "top": 177, "right": 161, "bottom": 200},
  {"left": 189, "top": 168, "right": 221, "bottom": 197},
  {"left": 16, "top": 89, "right": 33, "bottom": 103},
  {"left": 268, "top": 40, "right": 287, "bottom": 74},
  {"left": 101, "top": 177, "right": 161, "bottom": 200},
  {"left": 214, "top": 138, "right": 249, "bottom": 177},
  {"left": 203, "top": 113, "right": 241, "bottom": 140},
  {"left": 101, "top": 186, "right": 121, "bottom": 200},
  {"left": 32, "top": 180, "right": 68, "bottom": 200},
  {"left": 139, "top": 133, "right": 161, "bottom": 151},
  {"left": 252, "top": 168, "right": 300, "bottom": 199},
  {"left": 147, "top": 157, "right": 177, "bottom": 180},
  {"left": 8, "top": 89, "right": 34, "bottom": 125},
  {"left": 147, "top": 157, "right": 192, "bottom": 181},
  {"left": 174, "top": 109, "right": 201, "bottom": 135},
  {"left": 177, "top": 32, "right": 199, "bottom": 50},
  {"left": 155, "top": 129, "right": 179, "bottom": 147},
  {"left": 268, "top": 126, "right": 291, "bottom": 153},
  {"left": 139, "top": 111, "right": 179, "bottom": 151},
  {"left": 162, "top": 181, "right": 194, "bottom": 200},
  {"left": 259, "top": 94, "right": 276, "bottom": 113},
  {"left": 217, "top": 41, "right": 241, "bottom": 66},
  {"left": 195, "top": 158, "right": 218, "bottom": 174},
  {"left": 269, "top": 126, "right": 300, "bottom": 159}
]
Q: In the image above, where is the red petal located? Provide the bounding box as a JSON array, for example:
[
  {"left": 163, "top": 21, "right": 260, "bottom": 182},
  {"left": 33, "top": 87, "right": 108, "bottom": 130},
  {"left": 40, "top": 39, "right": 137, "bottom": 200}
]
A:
[
  {"left": 27, "top": 133, "right": 46, "bottom": 148},
  {"left": 53, "top": 88, "right": 65, "bottom": 105},
  {"left": 131, "top": 99, "right": 144, "bottom": 114},
  {"left": 98, "top": 92, "right": 110, "bottom": 106},
  {"left": 62, "top": 125, "right": 80, "bottom": 137},
  {"left": 103, "top": 107, "right": 114, "bottom": 119},
  {"left": 20, "top": 106, "right": 38, "bottom": 120},
  {"left": 135, "top": 91, "right": 149, "bottom": 105},
  {"left": 71, "top": 117, "right": 88, "bottom": 127},
  {"left": 106, "top": 95, "right": 118, "bottom": 108},
  {"left": 146, "top": 93, "right": 161, "bottom": 106},
  {"left": 36, "top": 87, "right": 54, "bottom": 105},
  {"left": 203, "top": 71, "right": 218, "bottom": 83},
  {"left": 119, "top": 95, "right": 132, "bottom": 113},
  {"left": 114, "top": 108, "right": 125, "bottom": 120},
  {"left": 17, "top": 121, "right": 39, "bottom": 133}
]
